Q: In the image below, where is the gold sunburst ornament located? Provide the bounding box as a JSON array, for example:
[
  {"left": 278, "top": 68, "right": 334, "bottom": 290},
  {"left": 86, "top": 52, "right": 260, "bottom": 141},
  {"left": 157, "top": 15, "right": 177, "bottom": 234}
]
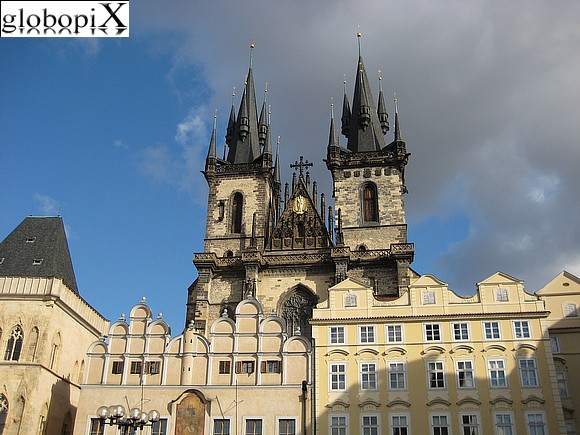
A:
[{"left": 293, "top": 195, "right": 307, "bottom": 214}]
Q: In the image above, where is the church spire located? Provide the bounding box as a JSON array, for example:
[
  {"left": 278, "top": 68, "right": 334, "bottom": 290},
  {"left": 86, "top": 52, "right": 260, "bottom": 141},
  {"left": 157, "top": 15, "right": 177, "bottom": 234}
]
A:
[
  {"left": 394, "top": 94, "right": 403, "bottom": 142},
  {"left": 205, "top": 111, "right": 217, "bottom": 176},
  {"left": 377, "top": 71, "right": 389, "bottom": 134},
  {"left": 340, "top": 77, "right": 351, "bottom": 137},
  {"left": 328, "top": 99, "right": 338, "bottom": 148},
  {"left": 258, "top": 84, "right": 268, "bottom": 148}
]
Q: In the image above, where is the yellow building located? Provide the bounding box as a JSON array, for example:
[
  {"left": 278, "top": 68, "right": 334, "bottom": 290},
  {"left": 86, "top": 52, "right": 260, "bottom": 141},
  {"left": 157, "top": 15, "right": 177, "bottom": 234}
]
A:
[
  {"left": 537, "top": 271, "right": 580, "bottom": 434},
  {"left": 74, "top": 296, "right": 312, "bottom": 435},
  {"left": 311, "top": 272, "right": 566, "bottom": 434}
]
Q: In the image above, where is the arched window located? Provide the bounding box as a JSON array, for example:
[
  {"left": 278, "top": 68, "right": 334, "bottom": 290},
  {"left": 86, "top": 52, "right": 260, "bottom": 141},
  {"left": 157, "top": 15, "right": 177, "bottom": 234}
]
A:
[
  {"left": 362, "top": 183, "right": 378, "bottom": 222},
  {"left": 0, "top": 394, "right": 8, "bottom": 435},
  {"left": 4, "top": 326, "right": 23, "bottom": 361},
  {"left": 49, "top": 332, "right": 61, "bottom": 371},
  {"left": 231, "top": 193, "right": 243, "bottom": 233},
  {"left": 27, "top": 327, "right": 39, "bottom": 362}
]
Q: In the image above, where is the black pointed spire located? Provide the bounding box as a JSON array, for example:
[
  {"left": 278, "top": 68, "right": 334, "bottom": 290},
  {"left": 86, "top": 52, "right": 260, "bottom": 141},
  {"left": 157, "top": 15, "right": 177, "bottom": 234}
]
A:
[
  {"left": 258, "top": 85, "right": 268, "bottom": 147},
  {"left": 377, "top": 72, "right": 389, "bottom": 135},
  {"left": 328, "top": 99, "right": 338, "bottom": 148},
  {"left": 340, "top": 78, "right": 351, "bottom": 136},
  {"left": 205, "top": 111, "right": 217, "bottom": 176},
  {"left": 226, "top": 87, "right": 236, "bottom": 146},
  {"left": 394, "top": 95, "right": 403, "bottom": 142}
]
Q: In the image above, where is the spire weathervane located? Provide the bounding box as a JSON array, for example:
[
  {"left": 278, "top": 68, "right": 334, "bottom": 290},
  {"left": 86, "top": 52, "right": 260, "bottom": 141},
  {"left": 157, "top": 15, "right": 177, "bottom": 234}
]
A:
[{"left": 357, "top": 29, "right": 362, "bottom": 57}]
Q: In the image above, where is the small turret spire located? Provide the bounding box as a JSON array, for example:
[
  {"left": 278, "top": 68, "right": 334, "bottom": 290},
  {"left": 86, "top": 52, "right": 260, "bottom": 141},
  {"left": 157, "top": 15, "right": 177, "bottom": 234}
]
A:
[
  {"left": 341, "top": 77, "right": 351, "bottom": 136},
  {"left": 258, "top": 83, "right": 268, "bottom": 147},
  {"left": 328, "top": 98, "right": 338, "bottom": 148},
  {"left": 377, "top": 70, "right": 389, "bottom": 135},
  {"left": 394, "top": 93, "right": 403, "bottom": 142}
]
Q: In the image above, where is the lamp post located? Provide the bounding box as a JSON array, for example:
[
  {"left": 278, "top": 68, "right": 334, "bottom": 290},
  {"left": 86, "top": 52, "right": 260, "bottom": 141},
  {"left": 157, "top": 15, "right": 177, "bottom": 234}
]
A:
[{"left": 96, "top": 404, "right": 160, "bottom": 432}]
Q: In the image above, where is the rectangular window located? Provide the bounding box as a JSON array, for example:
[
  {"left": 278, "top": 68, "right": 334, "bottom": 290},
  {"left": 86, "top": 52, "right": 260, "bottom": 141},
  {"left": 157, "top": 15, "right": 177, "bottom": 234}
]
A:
[
  {"left": 423, "top": 290, "right": 436, "bottom": 304},
  {"left": 279, "top": 419, "right": 295, "bottom": 435},
  {"left": 460, "top": 414, "right": 480, "bottom": 435},
  {"left": 362, "top": 415, "right": 379, "bottom": 435},
  {"left": 452, "top": 323, "right": 470, "bottom": 341},
  {"left": 245, "top": 419, "right": 262, "bottom": 435},
  {"left": 494, "top": 413, "right": 513, "bottom": 435},
  {"left": 427, "top": 361, "right": 445, "bottom": 389},
  {"left": 151, "top": 419, "right": 167, "bottom": 435},
  {"left": 260, "top": 360, "right": 280, "bottom": 373},
  {"left": 495, "top": 288, "right": 509, "bottom": 301},
  {"left": 557, "top": 370, "right": 570, "bottom": 397},
  {"left": 344, "top": 294, "right": 357, "bottom": 307},
  {"left": 219, "top": 360, "right": 231, "bottom": 374},
  {"left": 330, "top": 327, "right": 345, "bottom": 344},
  {"left": 456, "top": 360, "right": 475, "bottom": 388},
  {"left": 386, "top": 325, "right": 403, "bottom": 343},
  {"left": 130, "top": 361, "right": 142, "bottom": 374},
  {"left": 89, "top": 419, "right": 105, "bottom": 435},
  {"left": 526, "top": 413, "right": 546, "bottom": 435},
  {"left": 391, "top": 415, "right": 409, "bottom": 435},
  {"left": 565, "top": 420, "right": 576, "bottom": 435},
  {"left": 359, "top": 325, "right": 375, "bottom": 343},
  {"left": 425, "top": 324, "right": 441, "bottom": 341},
  {"left": 550, "top": 336, "right": 561, "bottom": 353},
  {"left": 235, "top": 361, "right": 255, "bottom": 374},
  {"left": 519, "top": 359, "right": 539, "bottom": 387},
  {"left": 564, "top": 303, "right": 578, "bottom": 317},
  {"left": 361, "top": 363, "right": 377, "bottom": 390},
  {"left": 330, "top": 363, "right": 346, "bottom": 390},
  {"left": 213, "top": 419, "right": 230, "bottom": 435},
  {"left": 483, "top": 321, "right": 501, "bottom": 339},
  {"left": 111, "top": 361, "right": 124, "bottom": 374},
  {"left": 388, "top": 362, "right": 406, "bottom": 390},
  {"left": 146, "top": 361, "right": 161, "bottom": 374},
  {"left": 513, "top": 321, "right": 531, "bottom": 339},
  {"left": 431, "top": 415, "right": 449, "bottom": 435},
  {"left": 488, "top": 359, "right": 507, "bottom": 387},
  {"left": 330, "top": 416, "right": 347, "bottom": 435}
]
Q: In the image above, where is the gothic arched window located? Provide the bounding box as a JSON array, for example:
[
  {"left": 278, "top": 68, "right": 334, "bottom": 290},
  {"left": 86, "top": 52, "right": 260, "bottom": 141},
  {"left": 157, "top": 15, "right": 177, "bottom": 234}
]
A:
[
  {"left": 0, "top": 394, "right": 8, "bottom": 434},
  {"left": 362, "top": 183, "right": 378, "bottom": 223},
  {"left": 281, "top": 286, "right": 317, "bottom": 339},
  {"left": 231, "top": 193, "right": 243, "bottom": 233},
  {"left": 4, "top": 326, "right": 23, "bottom": 361}
]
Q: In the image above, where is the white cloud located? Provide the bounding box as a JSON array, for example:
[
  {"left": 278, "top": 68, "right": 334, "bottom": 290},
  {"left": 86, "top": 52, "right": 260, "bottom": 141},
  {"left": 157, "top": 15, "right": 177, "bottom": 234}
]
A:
[{"left": 34, "top": 194, "right": 60, "bottom": 215}]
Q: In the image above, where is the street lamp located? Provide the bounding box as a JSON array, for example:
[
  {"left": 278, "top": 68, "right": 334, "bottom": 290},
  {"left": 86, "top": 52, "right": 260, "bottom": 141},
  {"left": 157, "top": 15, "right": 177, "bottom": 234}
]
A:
[{"left": 96, "top": 404, "right": 160, "bottom": 431}]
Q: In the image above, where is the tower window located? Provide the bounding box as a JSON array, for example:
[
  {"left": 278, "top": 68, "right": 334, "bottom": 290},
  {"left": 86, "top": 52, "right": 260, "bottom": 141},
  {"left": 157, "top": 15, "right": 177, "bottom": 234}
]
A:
[
  {"left": 362, "top": 183, "right": 378, "bottom": 222},
  {"left": 4, "top": 326, "right": 24, "bottom": 361},
  {"left": 231, "top": 193, "right": 243, "bottom": 233}
]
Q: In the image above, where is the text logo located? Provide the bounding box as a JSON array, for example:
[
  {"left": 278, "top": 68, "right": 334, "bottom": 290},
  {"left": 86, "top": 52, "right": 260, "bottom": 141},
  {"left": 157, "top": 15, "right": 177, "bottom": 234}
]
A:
[{"left": 1, "top": 1, "right": 130, "bottom": 37}]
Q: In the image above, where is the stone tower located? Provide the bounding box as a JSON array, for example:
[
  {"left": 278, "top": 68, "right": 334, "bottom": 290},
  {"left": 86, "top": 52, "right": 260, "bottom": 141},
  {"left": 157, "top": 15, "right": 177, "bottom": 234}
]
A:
[{"left": 187, "top": 42, "right": 414, "bottom": 336}]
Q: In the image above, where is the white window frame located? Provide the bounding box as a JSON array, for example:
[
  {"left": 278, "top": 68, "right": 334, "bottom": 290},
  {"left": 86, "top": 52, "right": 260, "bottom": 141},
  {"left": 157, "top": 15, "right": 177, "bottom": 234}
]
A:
[
  {"left": 344, "top": 293, "right": 357, "bottom": 307},
  {"left": 513, "top": 321, "right": 531, "bottom": 339},
  {"left": 550, "top": 336, "right": 560, "bottom": 353},
  {"left": 430, "top": 413, "right": 450, "bottom": 435},
  {"left": 564, "top": 303, "right": 578, "bottom": 317},
  {"left": 386, "top": 324, "right": 404, "bottom": 343},
  {"left": 243, "top": 417, "right": 263, "bottom": 435},
  {"left": 390, "top": 414, "right": 410, "bottom": 435},
  {"left": 460, "top": 413, "right": 480, "bottom": 435},
  {"left": 488, "top": 359, "right": 507, "bottom": 388},
  {"left": 361, "top": 414, "right": 380, "bottom": 435},
  {"left": 451, "top": 322, "right": 470, "bottom": 341},
  {"left": 387, "top": 361, "right": 407, "bottom": 390},
  {"left": 329, "top": 414, "right": 348, "bottom": 435},
  {"left": 519, "top": 358, "right": 539, "bottom": 387},
  {"left": 424, "top": 323, "right": 442, "bottom": 342},
  {"left": 276, "top": 417, "right": 297, "bottom": 435},
  {"left": 493, "top": 412, "right": 514, "bottom": 435},
  {"left": 212, "top": 417, "right": 232, "bottom": 435},
  {"left": 423, "top": 290, "right": 436, "bottom": 305},
  {"left": 360, "top": 362, "right": 378, "bottom": 390},
  {"left": 456, "top": 360, "right": 475, "bottom": 389},
  {"left": 556, "top": 369, "right": 570, "bottom": 398},
  {"left": 359, "top": 325, "right": 376, "bottom": 344},
  {"left": 329, "top": 362, "right": 347, "bottom": 391},
  {"left": 525, "top": 412, "right": 546, "bottom": 435},
  {"left": 427, "top": 360, "right": 445, "bottom": 389},
  {"left": 483, "top": 321, "right": 501, "bottom": 339},
  {"left": 495, "top": 288, "right": 509, "bottom": 302},
  {"left": 330, "top": 326, "right": 346, "bottom": 345}
]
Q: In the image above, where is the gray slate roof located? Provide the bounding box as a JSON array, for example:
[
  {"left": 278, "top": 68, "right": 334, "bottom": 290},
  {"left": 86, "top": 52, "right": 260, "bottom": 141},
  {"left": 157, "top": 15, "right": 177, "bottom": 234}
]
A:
[{"left": 0, "top": 216, "right": 79, "bottom": 294}]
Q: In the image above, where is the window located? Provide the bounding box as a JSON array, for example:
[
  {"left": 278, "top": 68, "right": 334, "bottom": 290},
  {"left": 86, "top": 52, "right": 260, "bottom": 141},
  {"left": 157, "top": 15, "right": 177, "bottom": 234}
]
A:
[
  {"left": 145, "top": 361, "right": 160, "bottom": 374},
  {"left": 279, "top": 419, "right": 295, "bottom": 435},
  {"left": 513, "top": 321, "right": 531, "bottom": 339},
  {"left": 519, "top": 359, "right": 539, "bottom": 387},
  {"left": 0, "top": 395, "right": 8, "bottom": 435},
  {"left": 460, "top": 414, "right": 480, "bottom": 435},
  {"left": 330, "top": 327, "right": 345, "bottom": 344},
  {"left": 359, "top": 326, "right": 375, "bottom": 343},
  {"left": 361, "top": 363, "right": 377, "bottom": 390},
  {"left": 423, "top": 290, "right": 436, "bottom": 305},
  {"left": 427, "top": 361, "right": 445, "bottom": 389},
  {"left": 4, "top": 326, "right": 23, "bottom": 361},
  {"left": 431, "top": 415, "right": 449, "bottom": 435},
  {"left": 245, "top": 419, "right": 262, "bottom": 435},
  {"left": 26, "top": 237, "right": 36, "bottom": 243},
  {"left": 236, "top": 361, "right": 254, "bottom": 374},
  {"left": 488, "top": 359, "right": 507, "bottom": 387},
  {"left": 344, "top": 293, "right": 357, "bottom": 307},
  {"left": 526, "top": 413, "right": 546, "bottom": 435},
  {"left": 130, "top": 361, "right": 142, "bottom": 374},
  {"left": 425, "top": 324, "right": 441, "bottom": 341},
  {"left": 330, "top": 416, "right": 347, "bottom": 435},
  {"left": 219, "top": 361, "right": 231, "bottom": 374},
  {"left": 89, "top": 419, "right": 105, "bottom": 435},
  {"left": 483, "top": 321, "right": 501, "bottom": 339},
  {"left": 452, "top": 323, "right": 470, "bottom": 341},
  {"left": 495, "top": 288, "right": 509, "bottom": 301},
  {"left": 362, "top": 183, "right": 378, "bottom": 222},
  {"left": 550, "top": 336, "right": 561, "bottom": 353},
  {"left": 32, "top": 258, "right": 43, "bottom": 265},
  {"left": 362, "top": 415, "right": 379, "bottom": 435},
  {"left": 231, "top": 192, "right": 243, "bottom": 233},
  {"left": 494, "top": 413, "right": 513, "bottom": 435},
  {"left": 260, "top": 360, "right": 280, "bottom": 373},
  {"left": 564, "top": 303, "right": 578, "bottom": 317},
  {"left": 391, "top": 415, "right": 409, "bottom": 435},
  {"left": 151, "top": 419, "right": 167, "bottom": 435},
  {"left": 565, "top": 420, "right": 576, "bottom": 435},
  {"left": 330, "top": 363, "right": 346, "bottom": 390},
  {"left": 388, "top": 362, "right": 406, "bottom": 390},
  {"left": 386, "top": 325, "right": 403, "bottom": 343},
  {"left": 557, "top": 370, "right": 570, "bottom": 397},
  {"left": 213, "top": 419, "right": 230, "bottom": 435},
  {"left": 456, "top": 360, "right": 475, "bottom": 388},
  {"left": 111, "top": 361, "right": 124, "bottom": 374}
]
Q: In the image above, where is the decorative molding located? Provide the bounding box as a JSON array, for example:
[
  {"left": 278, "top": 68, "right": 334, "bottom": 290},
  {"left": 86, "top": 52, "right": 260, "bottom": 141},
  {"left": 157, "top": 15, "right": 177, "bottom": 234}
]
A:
[
  {"left": 386, "top": 399, "right": 411, "bottom": 408},
  {"left": 426, "top": 398, "right": 451, "bottom": 407},
  {"left": 482, "top": 344, "right": 507, "bottom": 353}
]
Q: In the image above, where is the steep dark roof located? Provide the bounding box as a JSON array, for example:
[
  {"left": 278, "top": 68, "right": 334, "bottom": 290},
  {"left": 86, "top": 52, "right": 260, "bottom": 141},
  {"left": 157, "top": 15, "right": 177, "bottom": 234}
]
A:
[{"left": 0, "top": 216, "right": 79, "bottom": 294}]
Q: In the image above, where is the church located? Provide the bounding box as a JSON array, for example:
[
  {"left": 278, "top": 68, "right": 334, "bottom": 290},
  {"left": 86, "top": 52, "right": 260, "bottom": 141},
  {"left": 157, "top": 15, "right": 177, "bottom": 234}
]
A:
[{"left": 1, "top": 39, "right": 579, "bottom": 435}]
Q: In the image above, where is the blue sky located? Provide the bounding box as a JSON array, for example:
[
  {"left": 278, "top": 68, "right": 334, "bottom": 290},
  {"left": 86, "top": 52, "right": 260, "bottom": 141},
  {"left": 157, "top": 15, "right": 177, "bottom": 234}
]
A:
[{"left": 2, "top": 1, "right": 579, "bottom": 333}]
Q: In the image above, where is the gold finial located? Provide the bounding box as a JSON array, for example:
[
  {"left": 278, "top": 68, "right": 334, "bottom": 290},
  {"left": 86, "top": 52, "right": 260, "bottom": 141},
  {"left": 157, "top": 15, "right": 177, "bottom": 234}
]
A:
[
  {"left": 331, "top": 97, "right": 335, "bottom": 118},
  {"left": 394, "top": 92, "right": 399, "bottom": 113},
  {"left": 357, "top": 27, "right": 362, "bottom": 57},
  {"left": 343, "top": 74, "right": 347, "bottom": 94},
  {"left": 249, "top": 40, "right": 255, "bottom": 67},
  {"left": 378, "top": 69, "right": 383, "bottom": 91}
]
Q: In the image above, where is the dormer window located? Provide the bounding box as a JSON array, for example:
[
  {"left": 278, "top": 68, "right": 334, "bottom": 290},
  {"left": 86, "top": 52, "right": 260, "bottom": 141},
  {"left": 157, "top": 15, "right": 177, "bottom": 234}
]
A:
[
  {"left": 26, "top": 237, "right": 36, "bottom": 243},
  {"left": 32, "top": 259, "right": 44, "bottom": 265},
  {"left": 344, "top": 293, "right": 357, "bottom": 307},
  {"left": 495, "top": 288, "right": 509, "bottom": 302},
  {"left": 422, "top": 290, "right": 436, "bottom": 305}
]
